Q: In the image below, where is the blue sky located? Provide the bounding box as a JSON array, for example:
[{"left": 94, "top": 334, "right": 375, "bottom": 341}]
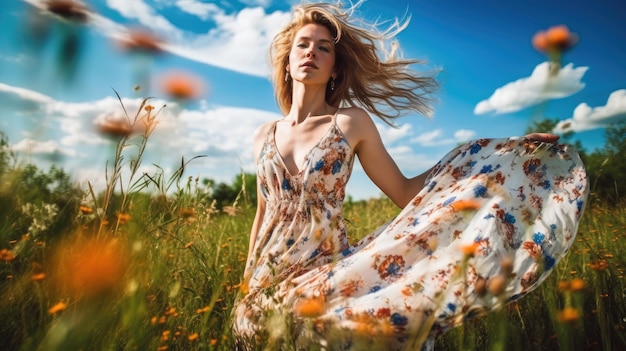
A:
[{"left": 1, "top": 0, "right": 625, "bottom": 200}]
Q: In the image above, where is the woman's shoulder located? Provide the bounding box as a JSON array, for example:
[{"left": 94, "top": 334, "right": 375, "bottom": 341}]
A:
[
  {"left": 336, "top": 106, "right": 377, "bottom": 131},
  {"left": 254, "top": 120, "right": 276, "bottom": 138}
]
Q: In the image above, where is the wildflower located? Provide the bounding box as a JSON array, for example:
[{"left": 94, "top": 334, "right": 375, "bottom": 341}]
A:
[
  {"left": 31, "top": 272, "right": 46, "bottom": 281},
  {"left": 460, "top": 242, "right": 480, "bottom": 257},
  {"left": 54, "top": 237, "right": 128, "bottom": 298},
  {"left": 159, "top": 70, "right": 205, "bottom": 100},
  {"left": 532, "top": 25, "right": 578, "bottom": 54},
  {"left": 48, "top": 301, "right": 68, "bottom": 314},
  {"left": 488, "top": 275, "right": 507, "bottom": 296},
  {"left": 188, "top": 333, "right": 199, "bottom": 341},
  {"left": 569, "top": 278, "right": 585, "bottom": 292},
  {"left": 0, "top": 249, "right": 15, "bottom": 262},
  {"left": 45, "top": 0, "right": 89, "bottom": 23},
  {"left": 79, "top": 205, "right": 93, "bottom": 214},
  {"left": 450, "top": 199, "right": 481, "bottom": 212},
  {"left": 117, "top": 213, "right": 131, "bottom": 224},
  {"left": 474, "top": 276, "right": 487, "bottom": 297},
  {"left": 556, "top": 307, "right": 580, "bottom": 323},
  {"left": 118, "top": 28, "right": 164, "bottom": 54},
  {"left": 96, "top": 114, "right": 132, "bottom": 138},
  {"left": 294, "top": 296, "right": 325, "bottom": 318},
  {"left": 210, "top": 339, "right": 218, "bottom": 346},
  {"left": 589, "top": 259, "right": 609, "bottom": 271},
  {"left": 196, "top": 306, "right": 210, "bottom": 314}
]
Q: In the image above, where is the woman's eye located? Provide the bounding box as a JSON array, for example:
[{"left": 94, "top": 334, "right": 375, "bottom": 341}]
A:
[
  {"left": 320, "top": 46, "right": 330, "bottom": 52},
  {"left": 297, "top": 43, "right": 307, "bottom": 48}
]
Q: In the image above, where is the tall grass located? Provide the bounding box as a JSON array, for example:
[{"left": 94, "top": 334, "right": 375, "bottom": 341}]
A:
[{"left": 1, "top": 102, "right": 624, "bottom": 350}]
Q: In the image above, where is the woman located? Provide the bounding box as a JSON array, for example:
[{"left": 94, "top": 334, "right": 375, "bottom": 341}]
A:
[{"left": 233, "top": 2, "right": 588, "bottom": 350}]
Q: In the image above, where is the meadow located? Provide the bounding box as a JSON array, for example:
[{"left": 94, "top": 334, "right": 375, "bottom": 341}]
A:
[{"left": 0, "top": 99, "right": 624, "bottom": 351}]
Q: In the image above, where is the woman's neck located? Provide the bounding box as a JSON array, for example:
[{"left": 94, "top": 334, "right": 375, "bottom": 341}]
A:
[{"left": 287, "top": 83, "right": 333, "bottom": 124}]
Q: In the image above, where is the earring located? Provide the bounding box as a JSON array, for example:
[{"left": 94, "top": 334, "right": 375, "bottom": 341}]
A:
[
  {"left": 284, "top": 72, "right": 289, "bottom": 82},
  {"left": 330, "top": 77, "right": 335, "bottom": 91}
]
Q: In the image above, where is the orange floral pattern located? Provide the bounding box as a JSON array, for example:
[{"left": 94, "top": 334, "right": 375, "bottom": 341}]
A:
[{"left": 233, "top": 113, "right": 588, "bottom": 350}]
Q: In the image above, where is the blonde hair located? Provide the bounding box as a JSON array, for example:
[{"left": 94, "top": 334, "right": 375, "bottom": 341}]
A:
[{"left": 270, "top": 1, "right": 439, "bottom": 125}]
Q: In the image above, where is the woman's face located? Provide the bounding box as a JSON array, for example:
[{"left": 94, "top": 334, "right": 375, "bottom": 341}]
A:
[{"left": 288, "top": 23, "right": 336, "bottom": 87}]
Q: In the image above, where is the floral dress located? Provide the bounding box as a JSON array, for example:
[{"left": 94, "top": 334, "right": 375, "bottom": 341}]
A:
[{"left": 233, "top": 113, "right": 588, "bottom": 351}]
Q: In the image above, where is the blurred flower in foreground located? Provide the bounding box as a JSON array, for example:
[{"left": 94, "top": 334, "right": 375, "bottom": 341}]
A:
[
  {"left": 22, "top": 0, "right": 91, "bottom": 84},
  {"left": 48, "top": 301, "right": 68, "bottom": 314},
  {"left": 95, "top": 112, "right": 132, "bottom": 138},
  {"left": 53, "top": 237, "right": 128, "bottom": 298},
  {"left": 159, "top": 70, "right": 206, "bottom": 101},
  {"left": 0, "top": 248, "right": 16, "bottom": 262},
  {"left": 556, "top": 306, "right": 580, "bottom": 324},
  {"left": 294, "top": 296, "right": 325, "bottom": 318},
  {"left": 117, "top": 28, "right": 164, "bottom": 55},
  {"left": 532, "top": 25, "right": 579, "bottom": 76},
  {"left": 44, "top": 0, "right": 89, "bottom": 23}
]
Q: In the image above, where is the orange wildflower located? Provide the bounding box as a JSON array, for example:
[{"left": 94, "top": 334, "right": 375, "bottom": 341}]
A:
[
  {"left": 487, "top": 275, "right": 507, "bottom": 296},
  {"left": 31, "top": 272, "right": 46, "bottom": 281},
  {"left": 556, "top": 307, "right": 580, "bottom": 323},
  {"left": 45, "top": 0, "right": 89, "bottom": 23},
  {"left": 79, "top": 205, "right": 93, "bottom": 214},
  {"left": 96, "top": 117, "right": 132, "bottom": 138},
  {"left": 159, "top": 70, "right": 205, "bottom": 100},
  {"left": 118, "top": 28, "right": 164, "bottom": 54},
  {"left": 0, "top": 248, "right": 15, "bottom": 262},
  {"left": 188, "top": 333, "right": 199, "bottom": 341},
  {"left": 294, "top": 296, "right": 325, "bottom": 318},
  {"left": 117, "top": 213, "right": 131, "bottom": 224},
  {"left": 450, "top": 199, "right": 481, "bottom": 212},
  {"left": 532, "top": 25, "right": 578, "bottom": 54},
  {"left": 589, "top": 259, "right": 609, "bottom": 271},
  {"left": 48, "top": 301, "right": 68, "bottom": 314},
  {"left": 54, "top": 237, "right": 128, "bottom": 298},
  {"left": 460, "top": 242, "right": 480, "bottom": 257},
  {"left": 569, "top": 278, "right": 585, "bottom": 292}
]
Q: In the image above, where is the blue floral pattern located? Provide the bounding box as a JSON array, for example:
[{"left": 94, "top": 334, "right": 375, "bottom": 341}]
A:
[{"left": 233, "top": 120, "right": 588, "bottom": 350}]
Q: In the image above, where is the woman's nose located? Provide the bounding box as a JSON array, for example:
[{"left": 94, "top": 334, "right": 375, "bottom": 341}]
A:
[{"left": 306, "top": 48, "right": 315, "bottom": 58}]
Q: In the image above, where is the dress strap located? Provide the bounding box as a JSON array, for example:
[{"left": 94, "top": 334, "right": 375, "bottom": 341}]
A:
[{"left": 331, "top": 108, "right": 341, "bottom": 125}]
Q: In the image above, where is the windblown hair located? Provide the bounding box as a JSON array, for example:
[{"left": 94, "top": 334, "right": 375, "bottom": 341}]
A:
[{"left": 270, "top": 1, "right": 439, "bottom": 125}]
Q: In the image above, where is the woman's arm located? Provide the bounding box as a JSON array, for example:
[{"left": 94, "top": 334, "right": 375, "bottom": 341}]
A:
[
  {"left": 340, "top": 108, "right": 429, "bottom": 208},
  {"left": 342, "top": 109, "right": 560, "bottom": 209}
]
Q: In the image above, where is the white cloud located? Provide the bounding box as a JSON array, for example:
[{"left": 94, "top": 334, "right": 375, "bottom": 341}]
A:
[
  {"left": 174, "top": 0, "right": 221, "bottom": 20},
  {"left": 409, "top": 128, "right": 476, "bottom": 147},
  {"left": 1, "top": 82, "right": 281, "bottom": 192},
  {"left": 554, "top": 89, "right": 626, "bottom": 133},
  {"left": 102, "top": 0, "right": 288, "bottom": 77},
  {"left": 375, "top": 122, "right": 412, "bottom": 144},
  {"left": 474, "top": 62, "right": 588, "bottom": 115},
  {"left": 453, "top": 129, "right": 476, "bottom": 143},
  {"left": 168, "top": 7, "right": 290, "bottom": 76},
  {"left": 240, "top": 0, "right": 273, "bottom": 7},
  {"left": 20, "top": 0, "right": 289, "bottom": 77},
  {"left": 12, "top": 138, "right": 76, "bottom": 157}
]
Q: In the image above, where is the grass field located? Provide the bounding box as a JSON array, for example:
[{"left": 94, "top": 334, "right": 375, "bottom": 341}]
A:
[{"left": 1, "top": 115, "right": 624, "bottom": 350}]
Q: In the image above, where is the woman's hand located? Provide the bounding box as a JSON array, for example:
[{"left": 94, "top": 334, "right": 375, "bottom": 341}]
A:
[{"left": 524, "top": 132, "right": 560, "bottom": 143}]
